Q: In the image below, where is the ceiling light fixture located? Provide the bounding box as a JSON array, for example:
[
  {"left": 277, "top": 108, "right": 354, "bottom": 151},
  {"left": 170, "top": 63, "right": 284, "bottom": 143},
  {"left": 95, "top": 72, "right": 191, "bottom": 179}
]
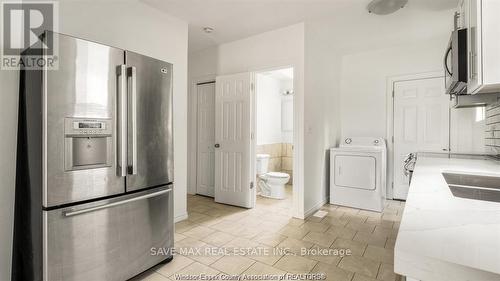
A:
[
  {"left": 367, "top": 0, "right": 408, "bottom": 15},
  {"left": 203, "top": 27, "right": 214, "bottom": 33}
]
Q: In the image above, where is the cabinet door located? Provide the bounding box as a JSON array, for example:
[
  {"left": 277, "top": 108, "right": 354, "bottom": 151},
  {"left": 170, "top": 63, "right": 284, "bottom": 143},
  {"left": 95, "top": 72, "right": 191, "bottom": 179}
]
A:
[{"left": 467, "top": 0, "right": 482, "bottom": 94}]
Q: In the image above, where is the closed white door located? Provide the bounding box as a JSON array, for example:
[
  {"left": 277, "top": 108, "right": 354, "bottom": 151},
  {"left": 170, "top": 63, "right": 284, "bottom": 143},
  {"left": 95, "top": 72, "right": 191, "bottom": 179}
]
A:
[
  {"left": 214, "top": 72, "right": 254, "bottom": 208},
  {"left": 196, "top": 82, "right": 215, "bottom": 197},
  {"left": 393, "top": 77, "right": 450, "bottom": 199}
]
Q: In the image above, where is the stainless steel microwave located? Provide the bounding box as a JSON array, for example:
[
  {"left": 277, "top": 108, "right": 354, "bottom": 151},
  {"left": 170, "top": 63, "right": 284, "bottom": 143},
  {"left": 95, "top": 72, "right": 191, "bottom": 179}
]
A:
[{"left": 444, "top": 28, "right": 468, "bottom": 95}]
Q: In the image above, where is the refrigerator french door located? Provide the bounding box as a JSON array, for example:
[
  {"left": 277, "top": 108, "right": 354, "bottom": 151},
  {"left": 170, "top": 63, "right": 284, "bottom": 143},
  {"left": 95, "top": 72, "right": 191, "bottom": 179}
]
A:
[{"left": 13, "top": 31, "right": 174, "bottom": 281}]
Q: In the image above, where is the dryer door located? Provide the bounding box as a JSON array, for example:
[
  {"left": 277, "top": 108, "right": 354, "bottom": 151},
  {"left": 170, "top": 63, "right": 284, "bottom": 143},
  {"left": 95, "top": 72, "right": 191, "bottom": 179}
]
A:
[{"left": 334, "top": 155, "right": 376, "bottom": 190}]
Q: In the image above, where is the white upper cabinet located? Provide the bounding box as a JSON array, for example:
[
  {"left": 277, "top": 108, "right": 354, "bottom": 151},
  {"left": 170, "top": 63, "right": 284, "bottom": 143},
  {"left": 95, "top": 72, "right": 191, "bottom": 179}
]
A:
[{"left": 464, "top": 0, "right": 500, "bottom": 94}]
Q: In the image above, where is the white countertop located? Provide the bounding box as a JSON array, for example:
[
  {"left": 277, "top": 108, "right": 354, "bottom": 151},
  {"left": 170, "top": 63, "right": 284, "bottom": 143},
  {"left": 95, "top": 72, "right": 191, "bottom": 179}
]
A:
[{"left": 394, "top": 156, "right": 500, "bottom": 281}]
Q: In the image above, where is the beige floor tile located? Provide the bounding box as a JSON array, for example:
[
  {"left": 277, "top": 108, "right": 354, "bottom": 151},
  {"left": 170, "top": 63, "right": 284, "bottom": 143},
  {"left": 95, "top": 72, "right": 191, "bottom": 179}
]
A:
[
  {"left": 377, "top": 263, "right": 398, "bottom": 281},
  {"left": 156, "top": 255, "right": 194, "bottom": 277},
  {"left": 325, "top": 225, "right": 357, "bottom": 240},
  {"left": 183, "top": 225, "right": 216, "bottom": 240},
  {"left": 385, "top": 238, "right": 396, "bottom": 250},
  {"left": 301, "top": 245, "right": 341, "bottom": 265},
  {"left": 211, "top": 255, "right": 255, "bottom": 275},
  {"left": 243, "top": 261, "right": 286, "bottom": 275},
  {"left": 233, "top": 225, "right": 263, "bottom": 239},
  {"left": 278, "top": 225, "right": 310, "bottom": 240},
  {"left": 300, "top": 221, "right": 330, "bottom": 233},
  {"left": 343, "top": 214, "right": 368, "bottom": 225},
  {"left": 363, "top": 245, "right": 394, "bottom": 264},
  {"left": 311, "top": 262, "right": 354, "bottom": 281},
  {"left": 336, "top": 206, "right": 360, "bottom": 215},
  {"left": 131, "top": 271, "right": 171, "bottom": 281},
  {"left": 346, "top": 221, "right": 376, "bottom": 234},
  {"left": 175, "top": 220, "right": 198, "bottom": 233},
  {"left": 353, "top": 232, "right": 387, "bottom": 248},
  {"left": 338, "top": 256, "right": 380, "bottom": 278},
  {"left": 182, "top": 244, "right": 223, "bottom": 265},
  {"left": 302, "top": 231, "right": 336, "bottom": 247},
  {"left": 187, "top": 212, "right": 213, "bottom": 223},
  {"left": 247, "top": 245, "right": 285, "bottom": 266},
  {"left": 372, "top": 225, "right": 398, "bottom": 239},
  {"left": 330, "top": 238, "right": 367, "bottom": 256},
  {"left": 173, "top": 262, "right": 220, "bottom": 277},
  {"left": 174, "top": 233, "right": 187, "bottom": 243},
  {"left": 253, "top": 232, "right": 287, "bottom": 247},
  {"left": 202, "top": 231, "right": 236, "bottom": 247},
  {"left": 277, "top": 237, "right": 314, "bottom": 255},
  {"left": 175, "top": 237, "right": 205, "bottom": 253},
  {"left": 366, "top": 218, "right": 394, "bottom": 229},
  {"left": 274, "top": 255, "right": 318, "bottom": 273},
  {"left": 352, "top": 273, "right": 378, "bottom": 281},
  {"left": 223, "top": 237, "right": 261, "bottom": 251},
  {"left": 322, "top": 216, "right": 349, "bottom": 227}
]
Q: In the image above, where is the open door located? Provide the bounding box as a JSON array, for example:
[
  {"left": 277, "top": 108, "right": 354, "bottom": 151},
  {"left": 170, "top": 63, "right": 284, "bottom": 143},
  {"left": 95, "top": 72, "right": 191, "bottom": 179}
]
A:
[{"left": 214, "top": 72, "right": 254, "bottom": 208}]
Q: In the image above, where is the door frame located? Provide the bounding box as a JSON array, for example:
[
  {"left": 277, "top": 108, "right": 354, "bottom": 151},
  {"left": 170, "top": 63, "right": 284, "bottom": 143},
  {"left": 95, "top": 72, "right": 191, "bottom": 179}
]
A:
[
  {"left": 385, "top": 70, "right": 444, "bottom": 200},
  {"left": 251, "top": 64, "right": 303, "bottom": 219},
  {"left": 188, "top": 74, "right": 216, "bottom": 196}
]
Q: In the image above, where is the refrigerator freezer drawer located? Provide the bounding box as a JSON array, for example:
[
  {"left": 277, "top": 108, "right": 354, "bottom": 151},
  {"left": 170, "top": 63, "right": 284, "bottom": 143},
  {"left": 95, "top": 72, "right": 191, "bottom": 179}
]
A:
[{"left": 43, "top": 185, "right": 173, "bottom": 281}]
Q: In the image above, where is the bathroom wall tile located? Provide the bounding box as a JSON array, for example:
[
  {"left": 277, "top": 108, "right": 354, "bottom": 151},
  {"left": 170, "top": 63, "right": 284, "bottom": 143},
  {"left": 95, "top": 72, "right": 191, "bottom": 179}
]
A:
[
  {"left": 287, "top": 143, "right": 293, "bottom": 157},
  {"left": 256, "top": 145, "right": 265, "bottom": 154},
  {"left": 269, "top": 158, "right": 282, "bottom": 172},
  {"left": 271, "top": 143, "right": 282, "bottom": 157},
  {"left": 282, "top": 157, "right": 293, "bottom": 171}
]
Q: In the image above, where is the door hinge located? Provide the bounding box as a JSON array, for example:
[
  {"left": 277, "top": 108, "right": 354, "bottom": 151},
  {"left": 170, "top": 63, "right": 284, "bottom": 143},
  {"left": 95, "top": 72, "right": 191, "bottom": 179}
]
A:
[
  {"left": 392, "top": 136, "right": 394, "bottom": 143},
  {"left": 392, "top": 90, "right": 395, "bottom": 98},
  {"left": 250, "top": 182, "right": 254, "bottom": 189},
  {"left": 251, "top": 83, "right": 255, "bottom": 91},
  {"left": 251, "top": 132, "right": 254, "bottom": 140}
]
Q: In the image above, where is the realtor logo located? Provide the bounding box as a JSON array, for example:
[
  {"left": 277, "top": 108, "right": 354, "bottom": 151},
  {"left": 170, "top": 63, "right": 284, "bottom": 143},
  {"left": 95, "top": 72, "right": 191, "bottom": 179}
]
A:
[{"left": 1, "top": 1, "right": 58, "bottom": 70}]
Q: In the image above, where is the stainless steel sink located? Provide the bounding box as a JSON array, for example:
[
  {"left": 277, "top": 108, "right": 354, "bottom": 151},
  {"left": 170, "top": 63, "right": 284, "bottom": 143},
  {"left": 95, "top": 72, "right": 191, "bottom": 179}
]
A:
[{"left": 442, "top": 172, "right": 500, "bottom": 203}]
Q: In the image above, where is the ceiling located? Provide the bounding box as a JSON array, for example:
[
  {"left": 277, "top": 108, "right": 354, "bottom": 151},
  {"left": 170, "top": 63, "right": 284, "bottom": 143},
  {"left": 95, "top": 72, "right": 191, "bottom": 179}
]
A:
[{"left": 142, "top": 0, "right": 458, "bottom": 53}]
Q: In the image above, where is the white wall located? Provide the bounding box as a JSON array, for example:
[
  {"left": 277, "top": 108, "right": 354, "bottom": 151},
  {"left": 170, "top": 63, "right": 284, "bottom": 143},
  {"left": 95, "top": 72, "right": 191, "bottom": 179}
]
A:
[
  {"left": 340, "top": 37, "right": 449, "bottom": 138},
  {"left": 0, "top": 2, "right": 188, "bottom": 279},
  {"left": 303, "top": 20, "right": 342, "bottom": 216},
  {"left": 256, "top": 74, "right": 283, "bottom": 145},
  {"left": 188, "top": 23, "right": 305, "bottom": 217}
]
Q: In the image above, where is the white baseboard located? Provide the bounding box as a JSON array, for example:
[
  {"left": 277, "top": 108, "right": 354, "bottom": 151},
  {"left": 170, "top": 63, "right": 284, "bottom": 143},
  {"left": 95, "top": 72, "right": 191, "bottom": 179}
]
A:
[
  {"left": 174, "top": 212, "right": 188, "bottom": 223},
  {"left": 304, "top": 197, "right": 328, "bottom": 218}
]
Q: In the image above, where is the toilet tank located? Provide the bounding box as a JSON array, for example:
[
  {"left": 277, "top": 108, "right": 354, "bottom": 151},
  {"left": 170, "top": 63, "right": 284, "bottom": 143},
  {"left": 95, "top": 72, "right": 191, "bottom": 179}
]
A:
[{"left": 256, "top": 154, "right": 270, "bottom": 175}]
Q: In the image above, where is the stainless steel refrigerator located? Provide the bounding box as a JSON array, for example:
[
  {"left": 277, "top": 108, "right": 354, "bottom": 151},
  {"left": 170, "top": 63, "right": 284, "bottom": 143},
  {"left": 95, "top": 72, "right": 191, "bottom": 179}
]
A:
[{"left": 13, "top": 31, "right": 174, "bottom": 281}]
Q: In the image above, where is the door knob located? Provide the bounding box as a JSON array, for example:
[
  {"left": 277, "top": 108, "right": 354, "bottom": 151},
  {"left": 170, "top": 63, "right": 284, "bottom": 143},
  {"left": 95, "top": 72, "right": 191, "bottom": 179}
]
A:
[{"left": 215, "top": 144, "right": 220, "bottom": 148}]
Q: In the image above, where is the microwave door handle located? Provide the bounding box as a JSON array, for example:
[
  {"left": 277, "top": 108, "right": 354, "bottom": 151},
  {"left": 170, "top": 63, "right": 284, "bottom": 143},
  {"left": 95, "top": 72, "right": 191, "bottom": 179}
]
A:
[
  {"left": 127, "top": 66, "right": 137, "bottom": 175},
  {"left": 117, "top": 65, "right": 127, "bottom": 177},
  {"left": 444, "top": 46, "right": 452, "bottom": 76}
]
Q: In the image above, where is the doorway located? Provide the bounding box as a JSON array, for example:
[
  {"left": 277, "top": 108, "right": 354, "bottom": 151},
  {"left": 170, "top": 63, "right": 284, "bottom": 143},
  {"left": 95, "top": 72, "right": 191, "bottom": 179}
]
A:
[
  {"left": 392, "top": 76, "right": 450, "bottom": 199},
  {"left": 254, "top": 68, "right": 294, "bottom": 213},
  {"left": 192, "top": 67, "right": 300, "bottom": 217},
  {"left": 195, "top": 81, "right": 216, "bottom": 197}
]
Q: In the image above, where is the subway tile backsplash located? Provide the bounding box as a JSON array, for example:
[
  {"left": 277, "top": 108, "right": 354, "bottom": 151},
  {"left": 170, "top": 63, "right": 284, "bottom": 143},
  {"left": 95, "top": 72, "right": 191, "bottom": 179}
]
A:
[{"left": 485, "top": 102, "right": 500, "bottom": 154}]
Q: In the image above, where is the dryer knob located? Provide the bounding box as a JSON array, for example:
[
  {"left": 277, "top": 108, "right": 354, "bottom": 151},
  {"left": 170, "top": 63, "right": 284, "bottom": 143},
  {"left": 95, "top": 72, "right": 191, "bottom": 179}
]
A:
[{"left": 345, "top": 138, "right": 352, "bottom": 144}]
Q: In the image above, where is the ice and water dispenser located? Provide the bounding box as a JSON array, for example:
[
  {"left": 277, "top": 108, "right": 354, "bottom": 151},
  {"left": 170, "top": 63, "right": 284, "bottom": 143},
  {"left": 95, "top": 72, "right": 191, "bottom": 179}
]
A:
[{"left": 64, "top": 118, "right": 113, "bottom": 170}]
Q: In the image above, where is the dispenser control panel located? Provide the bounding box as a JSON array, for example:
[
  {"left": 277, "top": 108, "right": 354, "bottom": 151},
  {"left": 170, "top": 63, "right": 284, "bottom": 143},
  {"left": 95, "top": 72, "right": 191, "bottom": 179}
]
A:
[{"left": 65, "top": 118, "right": 112, "bottom": 136}]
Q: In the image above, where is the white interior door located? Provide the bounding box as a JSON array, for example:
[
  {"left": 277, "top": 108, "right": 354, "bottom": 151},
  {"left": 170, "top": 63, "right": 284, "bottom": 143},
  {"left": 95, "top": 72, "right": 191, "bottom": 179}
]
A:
[
  {"left": 393, "top": 77, "right": 450, "bottom": 199},
  {"left": 214, "top": 72, "right": 254, "bottom": 208},
  {"left": 196, "top": 82, "right": 215, "bottom": 197}
]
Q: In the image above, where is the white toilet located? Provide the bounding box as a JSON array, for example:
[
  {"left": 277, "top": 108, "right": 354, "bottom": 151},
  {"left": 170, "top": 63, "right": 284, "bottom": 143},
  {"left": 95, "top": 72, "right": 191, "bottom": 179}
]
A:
[{"left": 256, "top": 154, "right": 290, "bottom": 200}]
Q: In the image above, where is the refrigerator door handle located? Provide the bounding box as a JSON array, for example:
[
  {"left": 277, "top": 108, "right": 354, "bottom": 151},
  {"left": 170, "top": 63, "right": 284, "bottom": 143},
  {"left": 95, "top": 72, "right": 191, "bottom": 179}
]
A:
[
  {"left": 117, "top": 65, "right": 127, "bottom": 177},
  {"left": 127, "top": 66, "right": 138, "bottom": 175},
  {"left": 63, "top": 188, "right": 171, "bottom": 217}
]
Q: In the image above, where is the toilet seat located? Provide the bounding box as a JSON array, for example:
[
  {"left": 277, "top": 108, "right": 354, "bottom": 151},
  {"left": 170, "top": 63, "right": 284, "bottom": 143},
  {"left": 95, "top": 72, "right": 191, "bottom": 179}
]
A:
[{"left": 267, "top": 172, "right": 289, "bottom": 179}]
